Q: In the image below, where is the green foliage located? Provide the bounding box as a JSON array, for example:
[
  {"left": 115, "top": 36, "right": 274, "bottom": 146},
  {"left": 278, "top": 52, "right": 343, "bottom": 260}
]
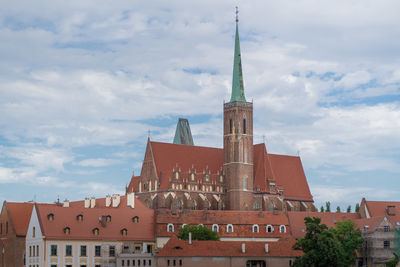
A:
[
  {"left": 177, "top": 225, "right": 219, "bottom": 241},
  {"left": 347, "top": 205, "right": 351, "bottom": 213},
  {"left": 355, "top": 203, "right": 360, "bottom": 213},
  {"left": 292, "top": 217, "right": 363, "bottom": 267},
  {"left": 336, "top": 206, "right": 341, "bottom": 213},
  {"left": 386, "top": 253, "right": 399, "bottom": 267},
  {"left": 320, "top": 206, "right": 324, "bottom": 212},
  {"left": 325, "top": 201, "right": 331, "bottom": 212}
]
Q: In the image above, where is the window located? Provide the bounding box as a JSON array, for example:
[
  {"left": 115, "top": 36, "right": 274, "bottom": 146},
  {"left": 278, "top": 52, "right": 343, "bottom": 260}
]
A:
[
  {"left": 149, "top": 260, "right": 152, "bottom": 266},
  {"left": 0, "top": 223, "right": 2, "bottom": 234},
  {"left": 212, "top": 224, "right": 219, "bottom": 232},
  {"left": 47, "top": 213, "right": 54, "bottom": 221},
  {"left": 252, "top": 224, "right": 259, "bottom": 233},
  {"left": 191, "top": 200, "right": 196, "bottom": 210},
  {"left": 133, "top": 216, "right": 139, "bottom": 223},
  {"left": 80, "top": 245, "right": 87, "bottom": 257},
  {"left": 64, "top": 227, "right": 70, "bottom": 235},
  {"left": 77, "top": 214, "right": 83, "bottom": 221},
  {"left": 227, "top": 224, "right": 234, "bottom": 233},
  {"left": 253, "top": 202, "right": 261, "bottom": 210},
  {"left": 242, "top": 177, "right": 247, "bottom": 190},
  {"left": 279, "top": 225, "right": 286, "bottom": 233},
  {"left": 229, "top": 118, "right": 233, "bottom": 134},
  {"left": 384, "top": 225, "right": 390, "bottom": 232},
  {"left": 32, "top": 226, "right": 36, "bottom": 238},
  {"left": 6, "top": 222, "right": 8, "bottom": 233},
  {"left": 167, "top": 260, "right": 170, "bottom": 266},
  {"left": 384, "top": 240, "right": 390, "bottom": 248},
  {"left": 122, "top": 260, "right": 125, "bottom": 266},
  {"left": 51, "top": 265, "right": 57, "bottom": 267},
  {"left": 93, "top": 228, "right": 99, "bottom": 235},
  {"left": 95, "top": 245, "right": 101, "bottom": 257},
  {"left": 36, "top": 245, "right": 39, "bottom": 257},
  {"left": 177, "top": 200, "right": 183, "bottom": 210},
  {"left": 29, "top": 246, "right": 32, "bottom": 257},
  {"left": 106, "top": 215, "right": 112, "bottom": 222},
  {"left": 167, "top": 223, "right": 174, "bottom": 232},
  {"left": 50, "top": 245, "right": 57, "bottom": 256},
  {"left": 243, "top": 116, "right": 246, "bottom": 134},
  {"left": 173, "top": 259, "right": 176, "bottom": 266},
  {"left": 121, "top": 228, "right": 128, "bottom": 236},
  {"left": 179, "top": 259, "right": 182, "bottom": 266},
  {"left": 65, "top": 245, "right": 72, "bottom": 256},
  {"left": 109, "top": 245, "right": 116, "bottom": 257},
  {"left": 266, "top": 225, "right": 274, "bottom": 233}
]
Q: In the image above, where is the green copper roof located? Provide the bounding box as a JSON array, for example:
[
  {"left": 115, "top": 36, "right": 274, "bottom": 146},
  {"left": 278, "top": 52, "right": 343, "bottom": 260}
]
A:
[
  {"left": 230, "top": 21, "right": 246, "bottom": 102},
  {"left": 173, "top": 118, "right": 194, "bottom": 145}
]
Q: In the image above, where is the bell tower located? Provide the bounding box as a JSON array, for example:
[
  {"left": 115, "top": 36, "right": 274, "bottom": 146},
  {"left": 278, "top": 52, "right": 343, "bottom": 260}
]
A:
[{"left": 223, "top": 9, "right": 253, "bottom": 210}]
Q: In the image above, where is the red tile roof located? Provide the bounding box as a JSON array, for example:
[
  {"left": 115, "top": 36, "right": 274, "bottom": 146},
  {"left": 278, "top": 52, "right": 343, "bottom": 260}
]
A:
[
  {"left": 36, "top": 197, "right": 154, "bottom": 241},
  {"left": 5, "top": 202, "right": 34, "bottom": 236},
  {"left": 146, "top": 141, "right": 313, "bottom": 202},
  {"left": 353, "top": 216, "right": 388, "bottom": 232},
  {"left": 287, "top": 211, "right": 361, "bottom": 238},
  {"left": 127, "top": 176, "right": 140, "bottom": 193},
  {"left": 364, "top": 200, "right": 400, "bottom": 226},
  {"left": 157, "top": 235, "right": 302, "bottom": 257}
]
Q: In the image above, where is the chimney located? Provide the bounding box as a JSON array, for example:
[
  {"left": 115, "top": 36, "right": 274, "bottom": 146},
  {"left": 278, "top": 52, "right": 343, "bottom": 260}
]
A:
[
  {"left": 63, "top": 199, "right": 70, "bottom": 208},
  {"left": 90, "top": 197, "right": 96, "bottom": 208},
  {"left": 387, "top": 206, "right": 396, "bottom": 216},
  {"left": 106, "top": 195, "right": 111, "bottom": 207},
  {"left": 241, "top": 243, "right": 246, "bottom": 254},
  {"left": 84, "top": 197, "right": 90, "bottom": 208},
  {"left": 127, "top": 192, "right": 135, "bottom": 209},
  {"left": 189, "top": 232, "right": 192, "bottom": 245},
  {"left": 112, "top": 194, "right": 121, "bottom": 207},
  {"left": 265, "top": 243, "right": 269, "bottom": 253}
]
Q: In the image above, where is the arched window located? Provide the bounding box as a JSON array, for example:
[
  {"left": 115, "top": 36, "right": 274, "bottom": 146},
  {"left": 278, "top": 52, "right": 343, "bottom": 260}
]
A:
[
  {"left": 106, "top": 215, "right": 111, "bottom": 222},
  {"left": 198, "top": 224, "right": 204, "bottom": 227},
  {"left": 121, "top": 228, "right": 128, "bottom": 236},
  {"left": 132, "top": 216, "right": 139, "bottom": 223},
  {"left": 252, "top": 224, "right": 259, "bottom": 233},
  {"left": 212, "top": 224, "right": 219, "bottom": 232},
  {"left": 227, "top": 224, "right": 234, "bottom": 233},
  {"left": 64, "top": 227, "right": 70, "bottom": 235},
  {"left": 167, "top": 223, "right": 174, "bottom": 233},
  {"left": 242, "top": 177, "right": 247, "bottom": 190},
  {"left": 181, "top": 224, "right": 187, "bottom": 229},
  {"left": 93, "top": 228, "right": 99, "bottom": 235},
  {"left": 177, "top": 199, "right": 183, "bottom": 210},
  {"left": 229, "top": 118, "right": 233, "bottom": 134},
  {"left": 253, "top": 202, "right": 261, "bottom": 210},
  {"left": 191, "top": 200, "right": 196, "bottom": 210},
  {"left": 47, "top": 213, "right": 54, "bottom": 221},
  {"left": 266, "top": 225, "right": 274, "bottom": 233},
  {"left": 243, "top": 116, "right": 246, "bottom": 134},
  {"left": 32, "top": 226, "right": 36, "bottom": 237},
  {"left": 77, "top": 214, "right": 83, "bottom": 221},
  {"left": 279, "top": 225, "right": 286, "bottom": 233}
]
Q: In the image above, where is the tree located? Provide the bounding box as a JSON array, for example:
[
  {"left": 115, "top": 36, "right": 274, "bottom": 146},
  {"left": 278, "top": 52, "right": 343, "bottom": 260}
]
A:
[
  {"left": 347, "top": 205, "right": 351, "bottom": 213},
  {"left": 336, "top": 206, "right": 341, "bottom": 213},
  {"left": 386, "top": 253, "right": 399, "bottom": 267},
  {"left": 320, "top": 206, "right": 324, "bottom": 212},
  {"left": 325, "top": 201, "right": 331, "bottom": 212},
  {"left": 177, "top": 225, "right": 219, "bottom": 241},
  {"left": 355, "top": 203, "right": 360, "bottom": 213},
  {"left": 292, "top": 217, "right": 363, "bottom": 267}
]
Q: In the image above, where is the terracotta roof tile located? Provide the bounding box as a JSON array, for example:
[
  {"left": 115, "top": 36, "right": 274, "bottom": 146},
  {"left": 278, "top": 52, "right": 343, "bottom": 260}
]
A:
[
  {"left": 353, "top": 216, "right": 388, "bottom": 232},
  {"left": 157, "top": 235, "right": 302, "bottom": 257},
  {"left": 287, "top": 211, "right": 361, "bottom": 238},
  {"left": 5, "top": 202, "right": 34, "bottom": 236},
  {"left": 364, "top": 200, "right": 400, "bottom": 226}
]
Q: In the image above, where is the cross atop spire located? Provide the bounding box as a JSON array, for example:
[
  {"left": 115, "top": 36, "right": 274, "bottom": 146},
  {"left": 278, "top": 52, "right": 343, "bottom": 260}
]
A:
[{"left": 230, "top": 7, "right": 246, "bottom": 102}]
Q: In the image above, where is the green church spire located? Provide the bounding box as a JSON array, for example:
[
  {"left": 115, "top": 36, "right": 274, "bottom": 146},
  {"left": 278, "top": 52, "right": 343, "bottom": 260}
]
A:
[{"left": 230, "top": 7, "right": 246, "bottom": 102}]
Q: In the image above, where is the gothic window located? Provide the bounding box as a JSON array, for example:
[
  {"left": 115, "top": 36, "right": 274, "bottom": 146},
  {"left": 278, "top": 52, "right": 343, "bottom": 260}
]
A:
[
  {"left": 252, "top": 224, "right": 259, "bottom": 233},
  {"left": 219, "top": 175, "right": 223, "bottom": 183},
  {"left": 227, "top": 224, "right": 234, "bottom": 233},
  {"left": 175, "top": 172, "right": 179, "bottom": 179},
  {"left": 191, "top": 200, "right": 196, "bottom": 210},
  {"left": 266, "top": 225, "right": 274, "bottom": 233},
  {"left": 167, "top": 224, "right": 174, "bottom": 232},
  {"left": 279, "top": 225, "right": 286, "bottom": 233},
  {"left": 177, "top": 199, "right": 183, "bottom": 210},
  {"left": 229, "top": 118, "right": 233, "bottom": 134},
  {"left": 242, "top": 177, "right": 247, "bottom": 190},
  {"left": 243, "top": 116, "right": 246, "bottom": 134},
  {"left": 32, "top": 226, "right": 36, "bottom": 237},
  {"left": 253, "top": 202, "right": 261, "bottom": 210},
  {"left": 205, "top": 174, "right": 210, "bottom": 181},
  {"left": 212, "top": 224, "right": 219, "bottom": 232},
  {"left": 191, "top": 173, "right": 195, "bottom": 181},
  {"left": 244, "top": 148, "right": 247, "bottom": 163}
]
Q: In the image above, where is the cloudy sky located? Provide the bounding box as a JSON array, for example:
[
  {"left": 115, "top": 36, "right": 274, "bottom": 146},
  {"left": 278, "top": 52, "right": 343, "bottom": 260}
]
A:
[{"left": 1, "top": 0, "right": 400, "bottom": 210}]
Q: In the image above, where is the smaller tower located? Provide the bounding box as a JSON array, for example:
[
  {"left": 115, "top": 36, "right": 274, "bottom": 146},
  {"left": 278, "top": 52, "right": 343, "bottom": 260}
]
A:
[
  {"left": 223, "top": 8, "right": 254, "bottom": 210},
  {"left": 173, "top": 118, "right": 194, "bottom": 145}
]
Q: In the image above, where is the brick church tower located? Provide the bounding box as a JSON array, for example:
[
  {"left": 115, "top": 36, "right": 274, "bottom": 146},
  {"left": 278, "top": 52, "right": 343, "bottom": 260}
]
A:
[{"left": 223, "top": 14, "right": 254, "bottom": 210}]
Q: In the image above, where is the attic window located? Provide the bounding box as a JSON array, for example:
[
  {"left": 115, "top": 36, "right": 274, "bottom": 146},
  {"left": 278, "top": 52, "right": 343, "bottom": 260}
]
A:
[
  {"left": 93, "top": 228, "right": 99, "bottom": 236},
  {"left": 174, "top": 246, "right": 183, "bottom": 250},
  {"left": 77, "top": 214, "right": 83, "bottom": 221},
  {"left": 106, "top": 215, "right": 111, "bottom": 222},
  {"left": 64, "top": 227, "right": 70, "bottom": 235},
  {"left": 47, "top": 213, "right": 54, "bottom": 221},
  {"left": 121, "top": 228, "right": 128, "bottom": 236},
  {"left": 266, "top": 225, "right": 274, "bottom": 233},
  {"left": 132, "top": 216, "right": 139, "bottom": 223}
]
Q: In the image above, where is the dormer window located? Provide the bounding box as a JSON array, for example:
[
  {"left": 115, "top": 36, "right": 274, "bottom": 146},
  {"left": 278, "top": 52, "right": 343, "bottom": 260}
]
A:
[
  {"left": 279, "top": 225, "right": 286, "bottom": 233},
  {"left": 64, "top": 227, "right": 70, "bottom": 235},
  {"left": 47, "top": 213, "right": 54, "bottom": 221},
  {"left": 121, "top": 228, "right": 127, "bottom": 236},
  {"left": 212, "top": 224, "right": 219, "bottom": 232},
  {"left": 106, "top": 215, "right": 111, "bottom": 222},
  {"left": 167, "top": 223, "right": 174, "bottom": 232},
  {"left": 252, "top": 224, "right": 259, "bottom": 233},
  {"left": 266, "top": 225, "right": 274, "bottom": 233},
  {"left": 227, "top": 224, "right": 234, "bottom": 233},
  {"left": 132, "top": 216, "right": 139, "bottom": 223},
  {"left": 77, "top": 214, "right": 83, "bottom": 221},
  {"left": 93, "top": 228, "right": 99, "bottom": 236}
]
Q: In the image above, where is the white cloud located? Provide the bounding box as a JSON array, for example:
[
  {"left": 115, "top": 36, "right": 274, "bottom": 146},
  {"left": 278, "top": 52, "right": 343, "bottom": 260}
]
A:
[{"left": 77, "top": 158, "right": 121, "bottom": 167}]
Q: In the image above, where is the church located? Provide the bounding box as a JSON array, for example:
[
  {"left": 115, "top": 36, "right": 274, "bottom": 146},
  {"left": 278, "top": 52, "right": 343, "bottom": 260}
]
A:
[{"left": 126, "top": 16, "right": 316, "bottom": 213}]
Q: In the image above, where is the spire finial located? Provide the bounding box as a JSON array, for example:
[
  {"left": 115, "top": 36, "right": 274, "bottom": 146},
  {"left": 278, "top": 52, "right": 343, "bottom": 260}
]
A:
[{"left": 235, "top": 6, "right": 239, "bottom": 23}]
